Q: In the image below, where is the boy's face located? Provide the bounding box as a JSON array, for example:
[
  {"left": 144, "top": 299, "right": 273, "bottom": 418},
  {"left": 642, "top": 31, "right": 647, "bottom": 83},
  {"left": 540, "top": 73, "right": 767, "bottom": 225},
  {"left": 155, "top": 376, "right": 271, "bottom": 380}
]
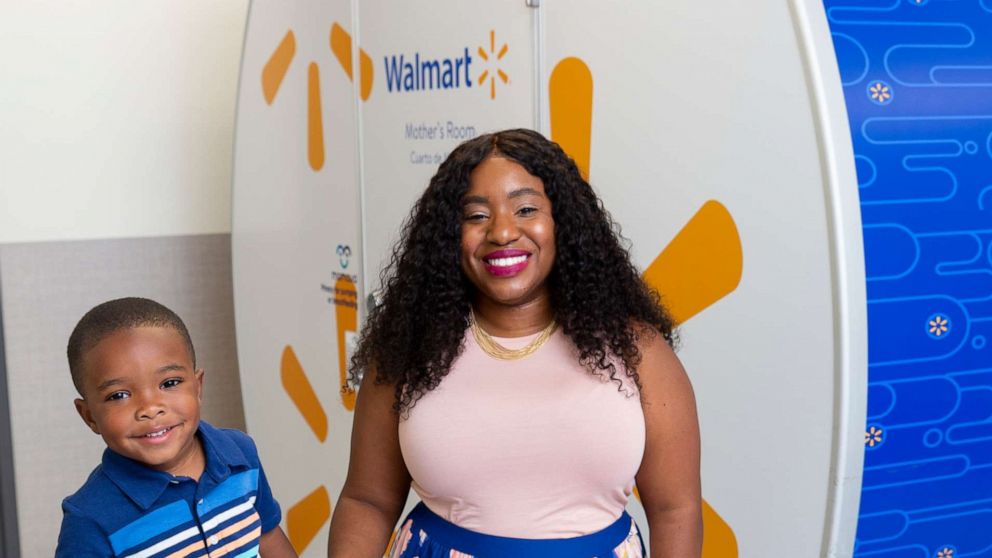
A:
[{"left": 74, "top": 326, "right": 204, "bottom": 477}]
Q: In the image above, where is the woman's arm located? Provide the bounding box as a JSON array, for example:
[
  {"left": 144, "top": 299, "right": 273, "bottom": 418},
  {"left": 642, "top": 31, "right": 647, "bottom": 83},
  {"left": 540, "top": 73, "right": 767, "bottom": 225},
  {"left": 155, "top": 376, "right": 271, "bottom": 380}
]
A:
[
  {"left": 634, "top": 331, "right": 703, "bottom": 557},
  {"left": 327, "top": 368, "right": 412, "bottom": 558}
]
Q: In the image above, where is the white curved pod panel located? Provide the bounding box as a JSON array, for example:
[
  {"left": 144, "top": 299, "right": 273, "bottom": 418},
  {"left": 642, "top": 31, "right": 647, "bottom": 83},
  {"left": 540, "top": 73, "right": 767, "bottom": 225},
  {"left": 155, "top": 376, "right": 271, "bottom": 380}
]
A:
[
  {"left": 541, "top": 1, "right": 866, "bottom": 555},
  {"left": 358, "top": 0, "right": 537, "bottom": 292},
  {"left": 232, "top": 0, "right": 363, "bottom": 554}
]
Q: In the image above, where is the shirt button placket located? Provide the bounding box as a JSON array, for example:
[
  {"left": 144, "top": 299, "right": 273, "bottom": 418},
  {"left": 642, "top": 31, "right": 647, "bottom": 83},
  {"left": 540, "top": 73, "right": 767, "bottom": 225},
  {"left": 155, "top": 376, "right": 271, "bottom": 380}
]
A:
[{"left": 196, "top": 498, "right": 210, "bottom": 556}]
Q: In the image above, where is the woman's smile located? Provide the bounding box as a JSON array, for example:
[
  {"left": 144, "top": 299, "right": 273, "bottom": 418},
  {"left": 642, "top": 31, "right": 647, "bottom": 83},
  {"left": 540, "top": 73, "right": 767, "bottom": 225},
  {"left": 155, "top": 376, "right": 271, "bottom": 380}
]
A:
[{"left": 483, "top": 249, "right": 531, "bottom": 277}]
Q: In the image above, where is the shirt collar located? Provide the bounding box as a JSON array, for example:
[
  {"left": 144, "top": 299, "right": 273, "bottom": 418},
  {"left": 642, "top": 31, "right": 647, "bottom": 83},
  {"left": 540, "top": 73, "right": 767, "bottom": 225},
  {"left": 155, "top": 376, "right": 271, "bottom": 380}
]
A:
[
  {"left": 101, "top": 421, "right": 252, "bottom": 510},
  {"left": 197, "top": 421, "right": 252, "bottom": 485}
]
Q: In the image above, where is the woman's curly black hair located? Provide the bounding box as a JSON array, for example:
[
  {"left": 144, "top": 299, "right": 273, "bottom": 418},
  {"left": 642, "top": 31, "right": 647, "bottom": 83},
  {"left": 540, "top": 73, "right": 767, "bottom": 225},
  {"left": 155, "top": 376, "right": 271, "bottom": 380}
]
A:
[{"left": 352, "top": 128, "right": 676, "bottom": 413}]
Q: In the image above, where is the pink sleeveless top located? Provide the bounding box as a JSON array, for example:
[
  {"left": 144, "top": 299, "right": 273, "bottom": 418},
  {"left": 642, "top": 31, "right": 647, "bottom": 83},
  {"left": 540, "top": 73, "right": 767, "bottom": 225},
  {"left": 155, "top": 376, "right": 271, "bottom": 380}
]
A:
[{"left": 397, "top": 328, "right": 645, "bottom": 538}]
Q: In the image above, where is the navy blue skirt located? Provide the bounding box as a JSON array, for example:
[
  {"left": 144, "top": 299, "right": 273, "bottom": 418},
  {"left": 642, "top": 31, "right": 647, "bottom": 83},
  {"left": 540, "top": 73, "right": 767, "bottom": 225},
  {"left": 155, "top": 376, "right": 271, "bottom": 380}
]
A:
[{"left": 388, "top": 503, "right": 645, "bottom": 558}]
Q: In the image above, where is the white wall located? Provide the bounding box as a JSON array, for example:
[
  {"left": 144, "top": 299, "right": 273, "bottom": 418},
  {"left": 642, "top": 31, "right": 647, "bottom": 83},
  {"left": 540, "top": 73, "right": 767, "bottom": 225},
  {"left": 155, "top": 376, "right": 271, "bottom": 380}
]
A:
[{"left": 0, "top": 1, "right": 247, "bottom": 243}]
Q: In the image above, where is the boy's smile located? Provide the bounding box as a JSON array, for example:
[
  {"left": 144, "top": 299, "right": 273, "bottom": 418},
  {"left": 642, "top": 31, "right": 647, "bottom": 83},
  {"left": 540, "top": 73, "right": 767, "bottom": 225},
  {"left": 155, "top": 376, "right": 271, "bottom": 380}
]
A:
[{"left": 74, "top": 326, "right": 205, "bottom": 479}]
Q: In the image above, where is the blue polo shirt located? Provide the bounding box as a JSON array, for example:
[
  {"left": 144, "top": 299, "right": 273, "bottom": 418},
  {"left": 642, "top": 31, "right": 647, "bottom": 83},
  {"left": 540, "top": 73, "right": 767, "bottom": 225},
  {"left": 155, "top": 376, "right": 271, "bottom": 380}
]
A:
[{"left": 55, "top": 421, "right": 282, "bottom": 558}]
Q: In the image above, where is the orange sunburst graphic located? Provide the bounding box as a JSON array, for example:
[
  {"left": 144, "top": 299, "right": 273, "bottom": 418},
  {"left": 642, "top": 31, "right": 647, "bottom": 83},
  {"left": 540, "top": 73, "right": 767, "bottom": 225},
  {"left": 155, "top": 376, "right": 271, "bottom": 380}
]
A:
[
  {"left": 477, "top": 30, "right": 509, "bottom": 100},
  {"left": 282, "top": 342, "right": 389, "bottom": 556},
  {"left": 261, "top": 24, "right": 374, "bottom": 171},
  {"left": 550, "top": 57, "right": 742, "bottom": 557},
  {"left": 278, "top": 276, "right": 359, "bottom": 549},
  {"left": 280, "top": 346, "right": 332, "bottom": 553}
]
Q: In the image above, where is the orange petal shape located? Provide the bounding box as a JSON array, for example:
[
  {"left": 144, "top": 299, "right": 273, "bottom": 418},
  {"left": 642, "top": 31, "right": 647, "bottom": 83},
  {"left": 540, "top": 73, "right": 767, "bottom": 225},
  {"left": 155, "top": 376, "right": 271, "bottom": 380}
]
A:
[
  {"left": 262, "top": 30, "right": 296, "bottom": 105},
  {"left": 702, "top": 499, "right": 739, "bottom": 557},
  {"left": 334, "top": 276, "right": 358, "bottom": 410},
  {"left": 359, "top": 48, "right": 374, "bottom": 101},
  {"left": 330, "top": 22, "right": 374, "bottom": 101},
  {"left": 286, "top": 485, "right": 332, "bottom": 555},
  {"left": 642, "top": 200, "right": 742, "bottom": 325},
  {"left": 549, "top": 57, "right": 593, "bottom": 181},
  {"left": 280, "top": 345, "right": 328, "bottom": 442},
  {"left": 307, "top": 62, "right": 325, "bottom": 171},
  {"left": 330, "top": 23, "right": 353, "bottom": 80}
]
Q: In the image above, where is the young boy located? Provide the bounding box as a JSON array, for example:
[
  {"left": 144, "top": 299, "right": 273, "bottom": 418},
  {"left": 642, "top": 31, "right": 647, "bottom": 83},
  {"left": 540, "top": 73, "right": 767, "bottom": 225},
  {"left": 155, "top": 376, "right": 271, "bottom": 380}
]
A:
[{"left": 56, "top": 297, "right": 297, "bottom": 558}]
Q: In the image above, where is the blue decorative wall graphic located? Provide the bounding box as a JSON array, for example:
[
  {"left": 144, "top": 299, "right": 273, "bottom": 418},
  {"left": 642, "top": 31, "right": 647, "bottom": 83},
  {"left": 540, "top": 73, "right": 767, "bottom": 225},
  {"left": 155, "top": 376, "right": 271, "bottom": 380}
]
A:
[{"left": 824, "top": 0, "right": 992, "bottom": 556}]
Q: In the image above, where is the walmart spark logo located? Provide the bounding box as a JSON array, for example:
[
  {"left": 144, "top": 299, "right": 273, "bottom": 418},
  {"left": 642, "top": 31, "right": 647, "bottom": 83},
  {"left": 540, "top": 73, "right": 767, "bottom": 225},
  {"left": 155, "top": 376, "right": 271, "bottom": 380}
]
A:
[
  {"left": 262, "top": 23, "right": 373, "bottom": 171},
  {"left": 477, "top": 30, "right": 509, "bottom": 100},
  {"left": 279, "top": 345, "right": 333, "bottom": 554}
]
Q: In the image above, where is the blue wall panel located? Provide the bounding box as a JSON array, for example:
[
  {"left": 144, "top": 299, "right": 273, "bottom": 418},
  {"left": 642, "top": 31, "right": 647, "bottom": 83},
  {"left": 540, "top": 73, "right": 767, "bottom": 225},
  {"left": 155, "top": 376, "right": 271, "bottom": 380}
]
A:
[{"left": 823, "top": 1, "right": 992, "bottom": 556}]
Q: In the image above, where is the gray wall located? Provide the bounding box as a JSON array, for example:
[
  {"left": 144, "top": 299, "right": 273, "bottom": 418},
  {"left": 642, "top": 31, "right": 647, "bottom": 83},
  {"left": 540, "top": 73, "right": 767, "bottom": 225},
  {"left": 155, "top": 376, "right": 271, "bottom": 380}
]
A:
[
  {"left": 0, "top": 234, "right": 244, "bottom": 557},
  {"left": 0, "top": 273, "right": 20, "bottom": 558}
]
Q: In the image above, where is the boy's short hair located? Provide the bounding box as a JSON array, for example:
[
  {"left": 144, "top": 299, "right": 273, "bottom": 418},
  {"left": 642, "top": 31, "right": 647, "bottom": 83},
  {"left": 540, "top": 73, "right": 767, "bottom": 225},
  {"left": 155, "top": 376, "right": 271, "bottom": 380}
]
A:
[{"left": 67, "top": 297, "right": 196, "bottom": 395}]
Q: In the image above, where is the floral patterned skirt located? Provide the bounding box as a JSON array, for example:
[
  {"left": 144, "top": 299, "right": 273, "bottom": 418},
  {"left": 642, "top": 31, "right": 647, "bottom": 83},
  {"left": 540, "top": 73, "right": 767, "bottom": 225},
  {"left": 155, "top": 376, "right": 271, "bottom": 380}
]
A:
[{"left": 389, "top": 503, "right": 645, "bottom": 558}]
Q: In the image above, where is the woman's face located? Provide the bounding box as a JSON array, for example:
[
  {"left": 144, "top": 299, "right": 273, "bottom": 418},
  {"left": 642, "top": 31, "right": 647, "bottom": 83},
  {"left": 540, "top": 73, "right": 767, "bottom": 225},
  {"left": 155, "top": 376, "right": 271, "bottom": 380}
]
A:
[{"left": 460, "top": 155, "right": 556, "bottom": 308}]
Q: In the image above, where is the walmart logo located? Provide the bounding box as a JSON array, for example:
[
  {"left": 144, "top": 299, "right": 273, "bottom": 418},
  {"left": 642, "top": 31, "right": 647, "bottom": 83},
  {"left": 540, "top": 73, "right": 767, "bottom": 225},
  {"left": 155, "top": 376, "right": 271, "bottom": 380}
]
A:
[{"left": 383, "top": 30, "right": 508, "bottom": 99}]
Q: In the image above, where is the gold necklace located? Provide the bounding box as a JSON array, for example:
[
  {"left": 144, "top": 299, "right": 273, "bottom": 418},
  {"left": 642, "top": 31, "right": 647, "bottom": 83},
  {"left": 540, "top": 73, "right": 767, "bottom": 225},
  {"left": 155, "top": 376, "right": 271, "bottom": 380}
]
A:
[{"left": 470, "top": 311, "right": 558, "bottom": 360}]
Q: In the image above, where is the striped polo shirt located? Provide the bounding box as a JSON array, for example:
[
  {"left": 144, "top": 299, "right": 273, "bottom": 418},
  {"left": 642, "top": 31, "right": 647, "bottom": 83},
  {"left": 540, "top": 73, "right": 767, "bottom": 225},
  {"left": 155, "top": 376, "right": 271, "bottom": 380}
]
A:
[{"left": 56, "top": 421, "right": 282, "bottom": 557}]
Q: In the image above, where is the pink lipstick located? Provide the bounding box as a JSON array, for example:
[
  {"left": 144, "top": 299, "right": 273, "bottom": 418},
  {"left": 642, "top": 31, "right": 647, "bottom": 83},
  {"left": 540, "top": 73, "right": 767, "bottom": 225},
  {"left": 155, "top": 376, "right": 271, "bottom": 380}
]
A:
[{"left": 483, "top": 250, "right": 531, "bottom": 277}]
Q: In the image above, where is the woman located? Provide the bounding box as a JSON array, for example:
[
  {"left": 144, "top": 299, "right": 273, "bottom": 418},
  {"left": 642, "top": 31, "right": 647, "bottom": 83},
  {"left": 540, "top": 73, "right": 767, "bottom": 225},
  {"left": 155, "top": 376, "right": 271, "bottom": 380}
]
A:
[{"left": 328, "top": 129, "right": 701, "bottom": 557}]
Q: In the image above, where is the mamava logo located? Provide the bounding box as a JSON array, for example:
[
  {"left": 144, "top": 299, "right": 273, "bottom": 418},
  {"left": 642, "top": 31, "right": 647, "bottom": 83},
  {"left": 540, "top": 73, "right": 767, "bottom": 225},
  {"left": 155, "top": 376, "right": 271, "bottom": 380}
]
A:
[
  {"left": 336, "top": 244, "right": 352, "bottom": 269},
  {"left": 383, "top": 30, "right": 509, "bottom": 99}
]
